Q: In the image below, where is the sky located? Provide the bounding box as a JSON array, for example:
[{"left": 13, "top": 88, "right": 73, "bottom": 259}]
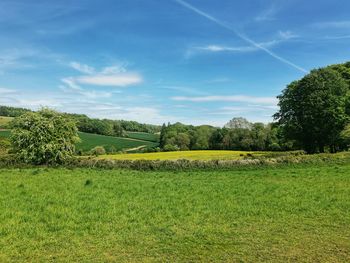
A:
[{"left": 0, "top": 0, "right": 350, "bottom": 126}]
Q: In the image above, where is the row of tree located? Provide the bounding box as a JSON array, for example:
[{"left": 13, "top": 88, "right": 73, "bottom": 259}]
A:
[{"left": 159, "top": 120, "right": 294, "bottom": 152}]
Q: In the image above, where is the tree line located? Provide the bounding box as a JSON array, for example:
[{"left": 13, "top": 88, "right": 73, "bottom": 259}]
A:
[{"left": 159, "top": 120, "right": 293, "bottom": 152}]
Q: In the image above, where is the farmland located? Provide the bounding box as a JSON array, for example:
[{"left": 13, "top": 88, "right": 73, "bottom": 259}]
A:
[
  {"left": 126, "top": 131, "right": 159, "bottom": 142},
  {"left": 0, "top": 164, "right": 349, "bottom": 262},
  {"left": 76, "top": 132, "right": 158, "bottom": 152},
  {"left": 99, "top": 150, "right": 266, "bottom": 160}
]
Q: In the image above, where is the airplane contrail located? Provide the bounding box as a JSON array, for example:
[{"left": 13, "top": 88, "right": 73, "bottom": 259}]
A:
[{"left": 174, "top": 0, "right": 308, "bottom": 73}]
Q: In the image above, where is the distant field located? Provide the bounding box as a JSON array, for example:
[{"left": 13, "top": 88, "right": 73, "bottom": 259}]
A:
[
  {"left": 99, "top": 150, "right": 267, "bottom": 160},
  {"left": 0, "top": 164, "right": 349, "bottom": 262},
  {"left": 0, "top": 130, "right": 159, "bottom": 152},
  {"left": 77, "top": 132, "right": 158, "bottom": 152},
  {"left": 126, "top": 131, "right": 159, "bottom": 142},
  {"left": 0, "top": 116, "right": 13, "bottom": 128}
]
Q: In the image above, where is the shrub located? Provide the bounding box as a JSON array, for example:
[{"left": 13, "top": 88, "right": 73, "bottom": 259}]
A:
[
  {"left": 10, "top": 108, "right": 80, "bottom": 164},
  {"left": 163, "top": 144, "right": 179, "bottom": 152},
  {"left": 90, "top": 146, "right": 106, "bottom": 156}
]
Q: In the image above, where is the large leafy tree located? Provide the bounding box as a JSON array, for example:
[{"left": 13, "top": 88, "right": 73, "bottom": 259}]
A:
[
  {"left": 275, "top": 67, "right": 349, "bottom": 153},
  {"left": 11, "top": 108, "right": 80, "bottom": 164}
]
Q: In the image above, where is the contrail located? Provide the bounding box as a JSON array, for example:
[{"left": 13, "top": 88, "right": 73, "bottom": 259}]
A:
[{"left": 174, "top": 0, "right": 308, "bottom": 73}]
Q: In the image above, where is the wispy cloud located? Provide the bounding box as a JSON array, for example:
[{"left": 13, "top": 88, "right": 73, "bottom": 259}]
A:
[
  {"left": 76, "top": 74, "right": 142, "bottom": 87},
  {"left": 312, "top": 20, "right": 350, "bottom": 29},
  {"left": 0, "top": 87, "right": 17, "bottom": 94},
  {"left": 69, "top": 61, "right": 95, "bottom": 74},
  {"left": 192, "top": 30, "right": 297, "bottom": 55},
  {"left": 255, "top": 4, "right": 277, "bottom": 22},
  {"left": 171, "top": 95, "right": 277, "bottom": 105},
  {"left": 174, "top": 0, "right": 307, "bottom": 73},
  {"left": 67, "top": 62, "right": 141, "bottom": 87}
]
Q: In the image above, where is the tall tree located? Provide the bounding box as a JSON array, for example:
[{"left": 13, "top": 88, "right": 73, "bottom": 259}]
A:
[{"left": 275, "top": 67, "right": 349, "bottom": 153}]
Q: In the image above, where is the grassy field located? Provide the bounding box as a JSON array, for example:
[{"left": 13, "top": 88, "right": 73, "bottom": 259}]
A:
[
  {"left": 99, "top": 150, "right": 266, "bottom": 160},
  {"left": 0, "top": 164, "right": 349, "bottom": 262},
  {"left": 126, "top": 131, "right": 159, "bottom": 142},
  {"left": 0, "top": 130, "right": 159, "bottom": 152}
]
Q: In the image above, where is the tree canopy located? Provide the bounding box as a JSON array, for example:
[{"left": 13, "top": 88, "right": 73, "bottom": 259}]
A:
[{"left": 275, "top": 66, "right": 350, "bottom": 153}]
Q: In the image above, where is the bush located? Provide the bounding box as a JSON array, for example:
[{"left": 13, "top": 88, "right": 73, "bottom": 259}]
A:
[
  {"left": 90, "top": 146, "right": 106, "bottom": 156},
  {"left": 163, "top": 144, "right": 179, "bottom": 152},
  {"left": 10, "top": 108, "right": 80, "bottom": 164}
]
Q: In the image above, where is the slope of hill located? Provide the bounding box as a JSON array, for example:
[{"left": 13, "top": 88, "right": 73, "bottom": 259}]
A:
[
  {"left": 125, "top": 131, "right": 159, "bottom": 142},
  {"left": 0, "top": 116, "right": 13, "bottom": 129},
  {"left": 76, "top": 132, "right": 158, "bottom": 152}
]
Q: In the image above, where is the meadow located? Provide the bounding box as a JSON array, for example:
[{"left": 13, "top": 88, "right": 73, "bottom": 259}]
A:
[
  {"left": 99, "top": 150, "right": 266, "bottom": 160},
  {"left": 0, "top": 164, "right": 349, "bottom": 262}
]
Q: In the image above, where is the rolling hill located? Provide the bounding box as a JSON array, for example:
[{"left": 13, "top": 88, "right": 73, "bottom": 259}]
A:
[{"left": 0, "top": 130, "right": 159, "bottom": 152}]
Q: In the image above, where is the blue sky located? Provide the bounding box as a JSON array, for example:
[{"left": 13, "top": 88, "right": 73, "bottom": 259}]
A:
[{"left": 0, "top": 0, "right": 350, "bottom": 126}]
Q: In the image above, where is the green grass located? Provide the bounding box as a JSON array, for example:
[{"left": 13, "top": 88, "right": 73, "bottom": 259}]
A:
[
  {"left": 77, "top": 132, "right": 159, "bottom": 152},
  {"left": 99, "top": 150, "right": 266, "bottom": 160},
  {"left": 0, "top": 164, "right": 349, "bottom": 262},
  {"left": 0, "top": 130, "right": 10, "bottom": 138},
  {"left": 126, "top": 131, "right": 159, "bottom": 142},
  {"left": 0, "top": 130, "right": 159, "bottom": 152}
]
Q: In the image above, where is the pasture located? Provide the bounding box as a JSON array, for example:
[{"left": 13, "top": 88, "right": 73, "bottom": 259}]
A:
[
  {"left": 99, "top": 150, "right": 266, "bottom": 160},
  {"left": 0, "top": 164, "right": 349, "bottom": 262}
]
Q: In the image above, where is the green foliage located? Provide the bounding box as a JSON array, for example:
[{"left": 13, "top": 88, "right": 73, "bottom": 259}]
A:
[
  {"left": 160, "top": 122, "right": 287, "bottom": 152},
  {"left": 275, "top": 66, "right": 350, "bottom": 153},
  {"left": 90, "top": 146, "right": 106, "bottom": 156},
  {"left": 1, "top": 164, "right": 349, "bottom": 261},
  {"left": 10, "top": 109, "right": 80, "bottom": 164}
]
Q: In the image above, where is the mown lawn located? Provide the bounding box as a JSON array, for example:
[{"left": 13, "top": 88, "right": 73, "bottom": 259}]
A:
[
  {"left": 99, "top": 150, "right": 267, "bottom": 160},
  {"left": 0, "top": 164, "right": 349, "bottom": 262}
]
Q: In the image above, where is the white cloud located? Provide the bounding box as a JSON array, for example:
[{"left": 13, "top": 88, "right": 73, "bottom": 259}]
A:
[
  {"left": 69, "top": 62, "right": 95, "bottom": 74},
  {"left": 76, "top": 74, "right": 142, "bottom": 87},
  {"left": 66, "top": 61, "right": 142, "bottom": 87},
  {"left": 194, "top": 31, "right": 297, "bottom": 54},
  {"left": 171, "top": 95, "right": 278, "bottom": 105},
  {"left": 0, "top": 87, "right": 17, "bottom": 94},
  {"left": 278, "top": 30, "right": 298, "bottom": 40}
]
